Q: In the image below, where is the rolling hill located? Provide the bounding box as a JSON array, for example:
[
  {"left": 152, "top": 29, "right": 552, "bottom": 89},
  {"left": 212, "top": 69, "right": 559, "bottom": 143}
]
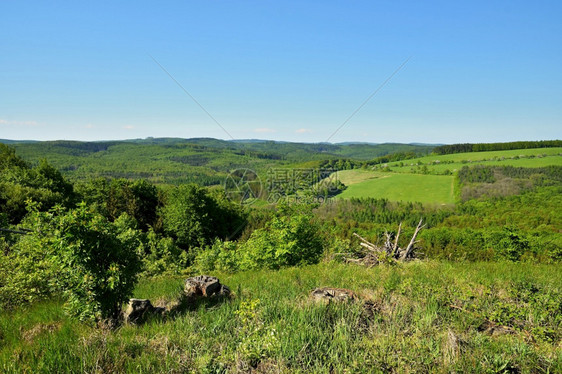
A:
[{"left": 3, "top": 138, "right": 435, "bottom": 185}]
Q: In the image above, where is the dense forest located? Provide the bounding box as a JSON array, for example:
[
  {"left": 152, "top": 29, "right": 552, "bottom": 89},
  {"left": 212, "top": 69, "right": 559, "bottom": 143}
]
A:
[
  {"left": 433, "top": 140, "right": 562, "bottom": 155},
  {"left": 2, "top": 138, "right": 434, "bottom": 184}
]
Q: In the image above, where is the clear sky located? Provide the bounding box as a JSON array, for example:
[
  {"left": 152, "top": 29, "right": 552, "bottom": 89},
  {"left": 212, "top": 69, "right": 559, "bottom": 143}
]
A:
[{"left": 1, "top": 1, "right": 561, "bottom": 143}]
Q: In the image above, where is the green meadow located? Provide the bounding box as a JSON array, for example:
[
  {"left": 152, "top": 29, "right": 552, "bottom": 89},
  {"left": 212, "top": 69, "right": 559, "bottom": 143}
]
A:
[
  {"left": 336, "top": 170, "right": 455, "bottom": 205},
  {"left": 331, "top": 148, "right": 562, "bottom": 204},
  {"left": 387, "top": 147, "right": 562, "bottom": 174}
]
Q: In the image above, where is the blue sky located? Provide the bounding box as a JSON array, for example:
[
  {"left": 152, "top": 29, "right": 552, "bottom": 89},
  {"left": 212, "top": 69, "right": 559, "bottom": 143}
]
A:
[{"left": 1, "top": 1, "right": 561, "bottom": 143}]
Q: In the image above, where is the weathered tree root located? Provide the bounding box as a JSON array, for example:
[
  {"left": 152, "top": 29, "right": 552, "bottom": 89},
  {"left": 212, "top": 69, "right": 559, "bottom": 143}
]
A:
[{"left": 348, "top": 219, "right": 425, "bottom": 266}]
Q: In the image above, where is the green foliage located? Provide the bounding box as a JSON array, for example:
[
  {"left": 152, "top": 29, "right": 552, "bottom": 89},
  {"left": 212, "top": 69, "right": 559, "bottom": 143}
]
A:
[
  {"left": 196, "top": 205, "right": 323, "bottom": 272},
  {"left": 420, "top": 228, "right": 490, "bottom": 261},
  {"left": 161, "top": 184, "right": 246, "bottom": 251},
  {"left": 458, "top": 165, "right": 496, "bottom": 183},
  {"left": 486, "top": 226, "right": 530, "bottom": 262},
  {"left": 458, "top": 165, "right": 562, "bottom": 201},
  {"left": 434, "top": 140, "right": 562, "bottom": 155},
  {"left": 195, "top": 240, "right": 240, "bottom": 273},
  {"left": 0, "top": 146, "right": 74, "bottom": 224},
  {"left": 0, "top": 143, "right": 28, "bottom": 169},
  {"left": 76, "top": 178, "right": 161, "bottom": 230},
  {"left": 20, "top": 204, "right": 142, "bottom": 322},
  {"left": 138, "top": 229, "right": 188, "bottom": 276},
  {"left": 0, "top": 226, "right": 59, "bottom": 308},
  {"left": 315, "top": 183, "right": 562, "bottom": 262},
  {"left": 238, "top": 206, "right": 323, "bottom": 270}
]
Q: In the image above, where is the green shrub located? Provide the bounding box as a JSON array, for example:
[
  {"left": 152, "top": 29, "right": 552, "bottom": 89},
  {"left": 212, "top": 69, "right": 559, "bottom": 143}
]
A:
[
  {"left": 420, "top": 228, "right": 491, "bottom": 261},
  {"left": 239, "top": 208, "right": 323, "bottom": 270},
  {"left": 197, "top": 205, "right": 324, "bottom": 272},
  {"left": 195, "top": 240, "right": 240, "bottom": 273},
  {"left": 139, "top": 229, "right": 188, "bottom": 276},
  {"left": 484, "top": 226, "right": 530, "bottom": 262},
  {"left": 0, "top": 233, "right": 59, "bottom": 309},
  {"left": 18, "top": 204, "right": 142, "bottom": 322}
]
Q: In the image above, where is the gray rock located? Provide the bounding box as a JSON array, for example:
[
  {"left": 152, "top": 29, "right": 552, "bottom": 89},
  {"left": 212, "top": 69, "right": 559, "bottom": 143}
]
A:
[
  {"left": 184, "top": 275, "right": 231, "bottom": 299},
  {"left": 311, "top": 287, "right": 356, "bottom": 302}
]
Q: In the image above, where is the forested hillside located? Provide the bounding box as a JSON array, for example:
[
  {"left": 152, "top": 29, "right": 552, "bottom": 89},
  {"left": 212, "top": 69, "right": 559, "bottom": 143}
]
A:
[{"left": 4, "top": 138, "right": 434, "bottom": 184}]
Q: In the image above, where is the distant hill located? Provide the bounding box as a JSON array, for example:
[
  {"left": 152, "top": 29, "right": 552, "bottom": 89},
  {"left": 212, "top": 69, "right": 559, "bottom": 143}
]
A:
[
  {"left": 4, "top": 138, "right": 436, "bottom": 185},
  {"left": 0, "top": 139, "right": 38, "bottom": 144}
]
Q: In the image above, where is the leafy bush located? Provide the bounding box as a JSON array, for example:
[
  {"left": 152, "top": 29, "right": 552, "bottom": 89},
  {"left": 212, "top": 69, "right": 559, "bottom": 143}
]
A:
[
  {"left": 484, "top": 226, "right": 530, "bottom": 262},
  {"left": 0, "top": 231, "right": 59, "bottom": 309},
  {"left": 196, "top": 205, "right": 324, "bottom": 272},
  {"left": 16, "top": 204, "right": 142, "bottom": 322},
  {"left": 195, "top": 240, "right": 240, "bottom": 272},
  {"left": 138, "top": 229, "right": 189, "bottom": 276},
  {"left": 421, "top": 228, "right": 491, "bottom": 261},
  {"left": 237, "top": 207, "right": 323, "bottom": 270}
]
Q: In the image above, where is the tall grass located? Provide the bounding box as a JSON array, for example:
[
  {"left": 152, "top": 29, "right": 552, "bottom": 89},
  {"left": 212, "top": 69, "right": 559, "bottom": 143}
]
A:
[{"left": 1, "top": 261, "right": 560, "bottom": 373}]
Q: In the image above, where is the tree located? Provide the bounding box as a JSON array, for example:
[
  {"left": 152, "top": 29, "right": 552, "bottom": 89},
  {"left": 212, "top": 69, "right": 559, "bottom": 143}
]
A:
[
  {"left": 76, "top": 178, "right": 161, "bottom": 231},
  {"left": 0, "top": 146, "right": 74, "bottom": 223},
  {"left": 161, "top": 184, "right": 246, "bottom": 251}
]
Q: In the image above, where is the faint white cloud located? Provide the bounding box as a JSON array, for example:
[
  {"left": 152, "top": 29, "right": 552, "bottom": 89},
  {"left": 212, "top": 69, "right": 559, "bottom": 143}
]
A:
[
  {"left": 123, "top": 125, "right": 135, "bottom": 130},
  {"left": 85, "top": 123, "right": 95, "bottom": 129},
  {"left": 254, "top": 128, "right": 276, "bottom": 133},
  {"left": 295, "top": 128, "right": 312, "bottom": 134},
  {"left": 0, "top": 119, "right": 39, "bottom": 126}
]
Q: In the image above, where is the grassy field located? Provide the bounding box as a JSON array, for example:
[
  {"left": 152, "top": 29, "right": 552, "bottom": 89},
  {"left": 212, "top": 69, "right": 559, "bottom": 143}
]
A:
[
  {"left": 1, "top": 261, "right": 560, "bottom": 373},
  {"left": 337, "top": 171, "right": 455, "bottom": 205},
  {"left": 331, "top": 149, "right": 562, "bottom": 204},
  {"left": 386, "top": 147, "right": 562, "bottom": 174}
]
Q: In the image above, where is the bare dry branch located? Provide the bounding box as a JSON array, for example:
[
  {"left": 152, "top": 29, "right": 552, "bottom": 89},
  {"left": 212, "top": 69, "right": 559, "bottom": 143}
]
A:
[
  {"left": 350, "top": 219, "right": 425, "bottom": 266},
  {"left": 393, "top": 222, "right": 402, "bottom": 256},
  {"left": 401, "top": 218, "right": 425, "bottom": 260}
]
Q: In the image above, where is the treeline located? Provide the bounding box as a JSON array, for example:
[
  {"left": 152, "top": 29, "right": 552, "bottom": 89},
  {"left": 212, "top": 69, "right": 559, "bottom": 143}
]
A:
[
  {"left": 318, "top": 151, "right": 420, "bottom": 170},
  {"left": 433, "top": 140, "right": 562, "bottom": 155},
  {"left": 233, "top": 149, "right": 283, "bottom": 160},
  {"left": 366, "top": 151, "right": 419, "bottom": 165}
]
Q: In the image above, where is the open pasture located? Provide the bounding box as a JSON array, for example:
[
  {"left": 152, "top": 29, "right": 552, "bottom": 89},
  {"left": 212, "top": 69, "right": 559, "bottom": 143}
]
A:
[{"left": 337, "top": 171, "right": 455, "bottom": 204}]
